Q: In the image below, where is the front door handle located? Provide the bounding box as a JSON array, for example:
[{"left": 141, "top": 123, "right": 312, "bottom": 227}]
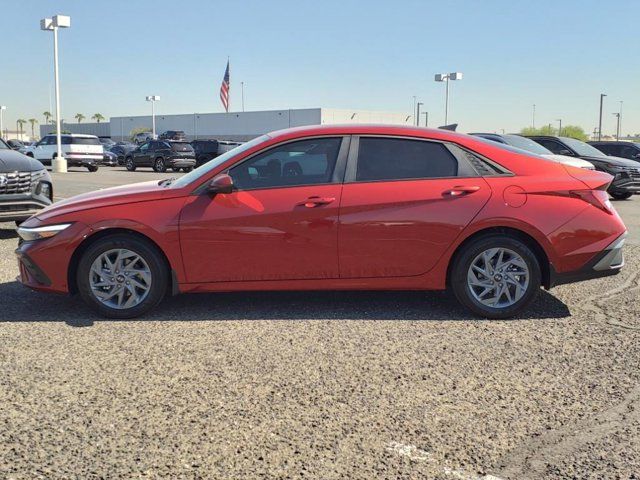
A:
[
  {"left": 443, "top": 186, "right": 481, "bottom": 197},
  {"left": 297, "top": 196, "right": 336, "bottom": 208}
]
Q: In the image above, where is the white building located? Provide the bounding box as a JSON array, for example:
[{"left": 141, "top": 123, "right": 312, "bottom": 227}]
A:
[{"left": 41, "top": 108, "right": 412, "bottom": 142}]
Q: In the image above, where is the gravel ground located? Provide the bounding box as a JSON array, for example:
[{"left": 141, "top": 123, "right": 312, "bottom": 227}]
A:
[{"left": 0, "top": 168, "right": 638, "bottom": 479}]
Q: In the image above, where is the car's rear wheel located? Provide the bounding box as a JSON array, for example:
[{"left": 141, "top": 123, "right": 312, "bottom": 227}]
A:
[
  {"left": 610, "top": 192, "right": 632, "bottom": 200},
  {"left": 450, "top": 235, "right": 541, "bottom": 319},
  {"left": 87, "top": 165, "right": 99, "bottom": 172},
  {"left": 125, "top": 157, "right": 136, "bottom": 171},
  {"left": 153, "top": 157, "right": 166, "bottom": 172},
  {"left": 77, "top": 234, "right": 169, "bottom": 318}
]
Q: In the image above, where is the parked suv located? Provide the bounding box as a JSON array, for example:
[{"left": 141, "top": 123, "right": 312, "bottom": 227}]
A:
[
  {"left": 588, "top": 141, "right": 640, "bottom": 163},
  {"left": 24, "top": 134, "right": 102, "bottom": 172},
  {"left": 527, "top": 135, "right": 640, "bottom": 200},
  {"left": 192, "top": 139, "right": 243, "bottom": 167},
  {"left": 0, "top": 138, "right": 53, "bottom": 224},
  {"left": 133, "top": 132, "right": 153, "bottom": 145},
  {"left": 124, "top": 141, "right": 196, "bottom": 172},
  {"left": 158, "top": 130, "right": 186, "bottom": 141}
]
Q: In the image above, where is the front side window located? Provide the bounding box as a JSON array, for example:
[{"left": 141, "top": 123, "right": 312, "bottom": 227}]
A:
[
  {"left": 229, "top": 137, "right": 342, "bottom": 190},
  {"left": 139, "top": 143, "right": 149, "bottom": 152},
  {"left": 534, "top": 139, "right": 565, "bottom": 154},
  {"left": 356, "top": 137, "right": 458, "bottom": 182}
]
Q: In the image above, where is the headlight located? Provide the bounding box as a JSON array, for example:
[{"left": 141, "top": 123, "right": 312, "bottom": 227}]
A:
[
  {"left": 17, "top": 223, "right": 72, "bottom": 242},
  {"left": 38, "top": 181, "right": 52, "bottom": 199}
]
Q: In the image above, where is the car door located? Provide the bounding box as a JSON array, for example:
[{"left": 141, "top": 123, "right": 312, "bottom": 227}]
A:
[
  {"left": 135, "top": 142, "right": 151, "bottom": 166},
  {"left": 338, "top": 136, "right": 491, "bottom": 279},
  {"left": 33, "top": 136, "right": 52, "bottom": 161},
  {"left": 179, "top": 136, "right": 349, "bottom": 283}
]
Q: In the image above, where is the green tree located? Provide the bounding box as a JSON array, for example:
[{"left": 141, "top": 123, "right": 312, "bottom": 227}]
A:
[
  {"left": 92, "top": 113, "right": 105, "bottom": 123},
  {"left": 519, "top": 124, "right": 586, "bottom": 140},
  {"left": 559, "top": 125, "right": 588, "bottom": 141},
  {"left": 28, "top": 118, "right": 38, "bottom": 139},
  {"left": 16, "top": 119, "right": 26, "bottom": 140},
  {"left": 75, "top": 113, "right": 85, "bottom": 123},
  {"left": 43, "top": 111, "right": 52, "bottom": 124}
]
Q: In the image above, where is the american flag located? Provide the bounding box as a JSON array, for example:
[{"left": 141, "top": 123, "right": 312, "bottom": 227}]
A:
[{"left": 219, "top": 60, "right": 230, "bottom": 112}]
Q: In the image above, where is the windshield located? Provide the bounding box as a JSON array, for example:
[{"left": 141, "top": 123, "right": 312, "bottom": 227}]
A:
[
  {"left": 503, "top": 135, "right": 551, "bottom": 155},
  {"left": 559, "top": 137, "right": 606, "bottom": 157},
  {"left": 471, "top": 135, "right": 546, "bottom": 158},
  {"left": 0, "top": 139, "right": 9, "bottom": 150},
  {"left": 171, "top": 135, "right": 270, "bottom": 188}
]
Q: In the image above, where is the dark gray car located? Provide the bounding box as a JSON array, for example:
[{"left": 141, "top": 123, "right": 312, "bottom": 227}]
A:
[{"left": 0, "top": 138, "right": 53, "bottom": 224}]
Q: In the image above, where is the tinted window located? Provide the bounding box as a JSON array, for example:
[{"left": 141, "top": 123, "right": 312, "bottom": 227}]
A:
[
  {"left": 62, "top": 136, "right": 100, "bottom": 145},
  {"left": 45, "top": 136, "right": 56, "bottom": 145},
  {"left": 229, "top": 137, "right": 342, "bottom": 190},
  {"left": 619, "top": 145, "right": 638, "bottom": 159},
  {"left": 559, "top": 137, "right": 606, "bottom": 157},
  {"left": 170, "top": 142, "right": 194, "bottom": 152},
  {"left": 356, "top": 137, "right": 458, "bottom": 181},
  {"left": 534, "top": 139, "right": 565, "bottom": 154}
]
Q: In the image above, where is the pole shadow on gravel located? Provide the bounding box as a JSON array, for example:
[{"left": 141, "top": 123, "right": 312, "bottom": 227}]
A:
[{"left": 0, "top": 280, "right": 570, "bottom": 327}]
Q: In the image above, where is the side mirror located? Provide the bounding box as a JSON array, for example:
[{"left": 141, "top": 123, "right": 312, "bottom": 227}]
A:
[
  {"left": 559, "top": 149, "right": 573, "bottom": 156},
  {"left": 207, "top": 173, "right": 234, "bottom": 195}
]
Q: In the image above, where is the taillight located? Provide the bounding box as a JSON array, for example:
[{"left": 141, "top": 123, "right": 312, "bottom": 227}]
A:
[{"left": 570, "top": 189, "right": 614, "bottom": 214}]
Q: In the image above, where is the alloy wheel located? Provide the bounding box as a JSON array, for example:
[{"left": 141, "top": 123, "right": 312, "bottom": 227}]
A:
[
  {"left": 89, "top": 248, "right": 152, "bottom": 310},
  {"left": 467, "top": 247, "right": 530, "bottom": 309}
]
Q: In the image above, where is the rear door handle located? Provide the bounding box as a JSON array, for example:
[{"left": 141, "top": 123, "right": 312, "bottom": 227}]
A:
[
  {"left": 296, "top": 196, "right": 336, "bottom": 208},
  {"left": 443, "top": 186, "right": 481, "bottom": 197}
]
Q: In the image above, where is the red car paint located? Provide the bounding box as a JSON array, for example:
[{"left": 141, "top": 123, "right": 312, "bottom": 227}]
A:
[{"left": 17, "top": 125, "right": 626, "bottom": 298}]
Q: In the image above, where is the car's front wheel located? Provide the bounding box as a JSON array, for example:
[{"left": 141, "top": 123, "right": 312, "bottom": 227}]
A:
[
  {"left": 450, "top": 235, "right": 541, "bottom": 319},
  {"left": 125, "top": 157, "right": 136, "bottom": 171},
  {"left": 87, "top": 165, "right": 99, "bottom": 172},
  {"left": 76, "top": 234, "right": 169, "bottom": 318}
]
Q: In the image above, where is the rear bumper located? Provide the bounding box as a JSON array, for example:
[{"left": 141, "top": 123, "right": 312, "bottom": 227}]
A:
[
  {"left": 167, "top": 157, "right": 196, "bottom": 168},
  {"left": 549, "top": 232, "right": 626, "bottom": 287}
]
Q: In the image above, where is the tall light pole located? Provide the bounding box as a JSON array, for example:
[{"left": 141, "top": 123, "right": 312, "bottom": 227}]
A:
[
  {"left": 41, "top": 15, "right": 71, "bottom": 173},
  {"left": 412, "top": 96, "right": 417, "bottom": 126},
  {"left": 0, "top": 106, "right": 6, "bottom": 138},
  {"left": 146, "top": 95, "right": 160, "bottom": 138},
  {"left": 241, "top": 82, "right": 245, "bottom": 112},
  {"left": 619, "top": 101, "right": 623, "bottom": 139},
  {"left": 435, "top": 72, "right": 463, "bottom": 125},
  {"left": 598, "top": 93, "right": 606, "bottom": 141},
  {"left": 612, "top": 113, "right": 621, "bottom": 140},
  {"left": 416, "top": 102, "right": 423, "bottom": 127},
  {"left": 422, "top": 111, "right": 429, "bottom": 127},
  {"left": 556, "top": 119, "right": 562, "bottom": 136},
  {"left": 532, "top": 104, "right": 536, "bottom": 128}
]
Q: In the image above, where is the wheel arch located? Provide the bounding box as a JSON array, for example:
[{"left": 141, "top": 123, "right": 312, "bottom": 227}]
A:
[
  {"left": 67, "top": 227, "right": 178, "bottom": 296},
  {"left": 446, "top": 226, "right": 552, "bottom": 289}
]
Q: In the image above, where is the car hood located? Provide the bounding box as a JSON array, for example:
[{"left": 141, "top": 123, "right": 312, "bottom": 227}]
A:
[
  {"left": 35, "top": 180, "right": 183, "bottom": 221},
  {"left": 0, "top": 148, "right": 46, "bottom": 172},
  {"left": 579, "top": 154, "right": 638, "bottom": 167},
  {"left": 541, "top": 154, "right": 594, "bottom": 169}
]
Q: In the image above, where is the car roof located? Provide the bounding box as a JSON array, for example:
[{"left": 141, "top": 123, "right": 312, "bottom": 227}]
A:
[{"left": 588, "top": 141, "right": 638, "bottom": 145}]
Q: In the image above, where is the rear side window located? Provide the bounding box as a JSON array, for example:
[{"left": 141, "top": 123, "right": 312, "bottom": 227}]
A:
[
  {"left": 356, "top": 137, "right": 458, "bottom": 181},
  {"left": 63, "top": 137, "right": 100, "bottom": 145}
]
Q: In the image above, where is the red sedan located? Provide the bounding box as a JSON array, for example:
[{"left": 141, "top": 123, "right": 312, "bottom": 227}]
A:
[{"left": 16, "top": 125, "right": 627, "bottom": 319}]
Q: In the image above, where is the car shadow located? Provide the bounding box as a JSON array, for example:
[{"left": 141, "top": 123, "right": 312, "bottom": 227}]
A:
[
  {"left": 0, "top": 228, "right": 17, "bottom": 240},
  {"left": 0, "top": 281, "right": 571, "bottom": 327}
]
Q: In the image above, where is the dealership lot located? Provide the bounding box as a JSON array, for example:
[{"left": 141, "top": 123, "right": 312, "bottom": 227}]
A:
[{"left": 1, "top": 169, "right": 639, "bottom": 478}]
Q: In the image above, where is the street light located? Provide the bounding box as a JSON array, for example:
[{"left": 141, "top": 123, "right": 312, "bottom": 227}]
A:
[
  {"left": 146, "top": 95, "right": 160, "bottom": 138},
  {"left": 416, "top": 102, "right": 423, "bottom": 127},
  {"left": 41, "top": 14, "right": 71, "bottom": 173},
  {"left": 556, "top": 119, "right": 562, "bottom": 136},
  {"left": 612, "top": 112, "right": 621, "bottom": 140},
  {"left": 532, "top": 104, "right": 536, "bottom": 128},
  {"left": 0, "top": 106, "right": 6, "bottom": 138},
  {"left": 598, "top": 93, "right": 606, "bottom": 141},
  {"left": 422, "top": 111, "right": 429, "bottom": 127},
  {"left": 435, "top": 72, "right": 463, "bottom": 125}
]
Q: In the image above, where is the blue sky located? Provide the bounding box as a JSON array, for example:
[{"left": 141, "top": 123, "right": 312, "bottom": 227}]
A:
[{"left": 1, "top": 0, "right": 639, "bottom": 135}]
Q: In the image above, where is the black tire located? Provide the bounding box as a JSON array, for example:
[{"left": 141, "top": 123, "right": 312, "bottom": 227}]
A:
[
  {"left": 610, "top": 192, "right": 632, "bottom": 200},
  {"left": 87, "top": 165, "right": 99, "bottom": 172},
  {"left": 183, "top": 166, "right": 193, "bottom": 172},
  {"left": 26, "top": 152, "right": 34, "bottom": 158},
  {"left": 125, "top": 157, "right": 136, "bottom": 171},
  {"left": 171, "top": 167, "right": 181, "bottom": 173},
  {"left": 153, "top": 157, "right": 166, "bottom": 173},
  {"left": 76, "top": 233, "right": 169, "bottom": 319},
  {"left": 450, "top": 235, "right": 541, "bottom": 319}
]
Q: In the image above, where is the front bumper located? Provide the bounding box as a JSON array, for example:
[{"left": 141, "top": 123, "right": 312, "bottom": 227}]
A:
[
  {"left": 609, "top": 174, "right": 640, "bottom": 194},
  {"left": 549, "top": 232, "right": 626, "bottom": 287},
  {"left": 0, "top": 192, "right": 52, "bottom": 222}
]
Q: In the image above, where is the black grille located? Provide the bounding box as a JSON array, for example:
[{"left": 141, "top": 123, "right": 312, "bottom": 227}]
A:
[
  {"left": 620, "top": 166, "right": 640, "bottom": 179},
  {"left": 0, "top": 172, "right": 33, "bottom": 194}
]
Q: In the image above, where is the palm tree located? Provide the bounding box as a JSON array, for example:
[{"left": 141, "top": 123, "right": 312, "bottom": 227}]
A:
[
  {"left": 75, "top": 113, "right": 85, "bottom": 123},
  {"left": 28, "top": 118, "right": 38, "bottom": 139},
  {"left": 16, "top": 119, "right": 26, "bottom": 141},
  {"left": 43, "top": 111, "right": 52, "bottom": 124},
  {"left": 92, "top": 113, "right": 105, "bottom": 123}
]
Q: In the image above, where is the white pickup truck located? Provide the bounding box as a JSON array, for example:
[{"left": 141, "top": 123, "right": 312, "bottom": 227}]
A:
[{"left": 23, "top": 134, "right": 103, "bottom": 172}]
